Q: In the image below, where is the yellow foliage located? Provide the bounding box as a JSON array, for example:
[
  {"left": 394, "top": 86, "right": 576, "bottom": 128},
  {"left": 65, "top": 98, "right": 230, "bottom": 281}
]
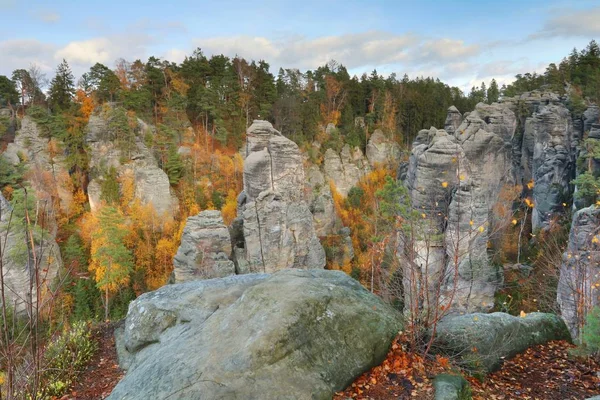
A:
[{"left": 221, "top": 189, "right": 238, "bottom": 225}]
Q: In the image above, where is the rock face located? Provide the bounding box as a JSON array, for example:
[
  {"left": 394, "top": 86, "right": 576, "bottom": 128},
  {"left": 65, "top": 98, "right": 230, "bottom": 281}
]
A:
[
  {"left": 85, "top": 108, "right": 177, "bottom": 218},
  {"left": 3, "top": 117, "right": 73, "bottom": 214},
  {"left": 432, "top": 312, "right": 571, "bottom": 374},
  {"left": 323, "top": 145, "right": 370, "bottom": 197},
  {"left": 433, "top": 374, "right": 470, "bottom": 400},
  {"left": 0, "top": 193, "right": 62, "bottom": 312},
  {"left": 110, "top": 269, "right": 402, "bottom": 400},
  {"left": 402, "top": 105, "right": 513, "bottom": 314},
  {"left": 235, "top": 121, "right": 325, "bottom": 272},
  {"left": 171, "top": 210, "right": 235, "bottom": 282},
  {"left": 443, "top": 106, "right": 463, "bottom": 135},
  {"left": 306, "top": 165, "right": 339, "bottom": 236},
  {"left": 557, "top": 205, "right": 600, "bottom": 338},
  {"left": 366, "top": 129, "right": 401, "bottom": 167},
  {"left": 521, "top": 103, "right": 574, "bottom": 230}
]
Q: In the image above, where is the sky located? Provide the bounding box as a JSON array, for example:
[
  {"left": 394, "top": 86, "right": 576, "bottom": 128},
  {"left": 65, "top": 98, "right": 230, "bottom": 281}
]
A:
[{"left": 1, "top": 0, "right": 599, "bottom": 92}]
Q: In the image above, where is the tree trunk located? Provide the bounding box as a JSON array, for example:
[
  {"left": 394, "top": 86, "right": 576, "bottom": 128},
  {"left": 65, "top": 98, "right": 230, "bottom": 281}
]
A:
[{"left": 105, "top": 286, "right": 109, "bottom": 321}]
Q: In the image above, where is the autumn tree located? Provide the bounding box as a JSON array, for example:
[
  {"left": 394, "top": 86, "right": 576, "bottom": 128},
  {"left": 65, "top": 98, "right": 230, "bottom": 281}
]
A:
[{"left": 89, "top": 206, "right": 133, "bottom": 320}]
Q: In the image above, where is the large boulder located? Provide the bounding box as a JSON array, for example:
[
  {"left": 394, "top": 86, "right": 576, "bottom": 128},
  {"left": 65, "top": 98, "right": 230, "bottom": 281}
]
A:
[
  {"left": 443, "top": 106, "right": 463, "bottom": 136},
  {"left": 110, "top": 269, "right": 402, "bottom": 400},
  {"left": 431, "top": 312, "right": 571, "bottom": 374},
  {"left": 171, "top": 210, "right": 235, "bottom": 282},
  {"left": 557, "top": 205, "right": 600, "bottom": 338}
]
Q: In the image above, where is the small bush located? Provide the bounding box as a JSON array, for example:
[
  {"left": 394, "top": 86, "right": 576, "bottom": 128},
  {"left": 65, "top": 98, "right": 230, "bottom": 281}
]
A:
[
  {"left": 583, "top": 306, "right": 600, "bottom": 356},
  {"left": 41, "top": 321, "right": 97, "bottom": 397}
]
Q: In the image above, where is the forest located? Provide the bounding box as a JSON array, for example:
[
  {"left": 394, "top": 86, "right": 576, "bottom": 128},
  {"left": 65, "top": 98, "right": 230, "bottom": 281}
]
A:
[{"left": 0, "top": 38, "right": 599, "bottom": 399}]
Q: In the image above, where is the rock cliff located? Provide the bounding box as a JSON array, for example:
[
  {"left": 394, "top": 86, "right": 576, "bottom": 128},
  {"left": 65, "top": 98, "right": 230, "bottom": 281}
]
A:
[
  {"left": 402, "top": 106, "right": 511, "bottom": 313},
  {"left": 85, "top": 108, "right": 177, "bottom": 218},
  {"left": 557, "top": 205, "right": 600, "bottom": 337},
  {"left": 234, "top": 121, "right": 326, "bottom": 272}
]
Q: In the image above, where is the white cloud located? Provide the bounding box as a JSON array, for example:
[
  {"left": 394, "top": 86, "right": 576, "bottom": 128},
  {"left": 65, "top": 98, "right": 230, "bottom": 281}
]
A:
[
  {"left": 532, "top": 6, "right": 600, "bottom": 38},
  {"left": 0, "top": 39, "right": 56, "bottom": 75},
  {"left": 194, "top": 31, "right": 480, "bottom": 72},
  {"left": 54, "top": 34, "right": 153, "bottom": 74}
]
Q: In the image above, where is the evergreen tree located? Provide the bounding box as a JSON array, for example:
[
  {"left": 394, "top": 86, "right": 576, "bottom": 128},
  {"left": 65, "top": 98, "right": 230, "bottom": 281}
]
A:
[
  {"left": 487, "top": 79, "right": 500, "bottom": 103},
  {"left": 0, "top": 75, "right": 19, "bottom": 106},
  {"left": 48, "top": 59, "right": 75, "bottom": 111}
]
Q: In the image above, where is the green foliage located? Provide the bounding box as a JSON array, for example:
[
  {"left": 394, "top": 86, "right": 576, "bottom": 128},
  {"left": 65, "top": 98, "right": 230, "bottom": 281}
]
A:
[
  {"left": 80, "top": 63, "right": 121, "bottom": 102},
  {"left": 583, "top": 306, "right": 600, "bottom": 355},
  {"left": 165, "top": 147, "right": 184, "bottom": 185},
  {"left": 0, "top": 74, "right": 19, "bottom": 106},
  {"left": 100, "top": 166, "right": 120, "bottom": 205},
  {"left": 41, "top": 322, "right": 96, "bottom": 398},
  {"left": 0, "top": 156, "right": 25, "bottom": 187},
  {"left": 48, "top": 59, "right": 76, "bottom": 111},
  {"left": 347, "top": 186, "right": 365, "bottom": 208},
  {"left": 62, "top": 234, "right": 88, "bottom": 270},
  {"left": 573, "top": 172, "right": 600, "bottom": 206},
  {"left": 106, "top": 106, "right": 136, "bottom": 155},
  {"left": 71, "top": 278, "right": 102, "bottom": 321},
  {"left": 27, "top": 105, "right": 67, "bottom": 138}
]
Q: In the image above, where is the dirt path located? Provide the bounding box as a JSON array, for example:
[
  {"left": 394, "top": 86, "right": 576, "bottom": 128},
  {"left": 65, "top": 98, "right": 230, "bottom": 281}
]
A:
[{"left": 63, "top": 323, "right": 123, "bottom": 400}]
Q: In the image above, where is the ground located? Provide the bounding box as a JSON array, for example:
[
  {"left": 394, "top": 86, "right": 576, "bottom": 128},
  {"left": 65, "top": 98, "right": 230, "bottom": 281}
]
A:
[
  {"left": 62, "top": 323, "right": 123, "bottom": 400},
  {"left": 335, "top": 337, "right": 600, "bottom": 400},
  {"left": 63, "top": 328, "right": 600, "bottom": 400}
]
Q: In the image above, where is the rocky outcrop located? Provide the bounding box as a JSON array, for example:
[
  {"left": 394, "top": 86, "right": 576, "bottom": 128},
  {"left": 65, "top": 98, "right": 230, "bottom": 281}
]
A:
[
  {"left": 306, "top": 165, "right": 339, "bottom": 236},
  {"left": 557, "top": 205, "right": 600, "bottom": 338},
  {"left": 171, "top": 210, "right": 235, "bottom": 282},
  {"left": 402, "top": 106, "right": 512, "bottom": 314},
  {"left": 85, "top": 108, "right": 177, "bottom": 218},
  {"left": 432, "top": 312, "right": 571, "bottom": 374},
  {"left": 236, "top": 121, "right": 325, "bottom": 272},
  {"left": 366, "top": 129, "right": 401, "bottom": 168},
  {"left": 3, "top": 117, "right": 73, "bottom": 214},
  {"left": 323, "top": 145, "right": 370, "bottom": 196},
  {"left": 444, "top": 106, "right": 463, "bottom": 135},
  {"left": 110, "top": 269, "right": 402, "bottom": 400},
  {"left": 520, "top": 103, "right": 574, "bottom": 230},
  {"left": 0, "top": 192, "right": 62, "bottom": 312}
]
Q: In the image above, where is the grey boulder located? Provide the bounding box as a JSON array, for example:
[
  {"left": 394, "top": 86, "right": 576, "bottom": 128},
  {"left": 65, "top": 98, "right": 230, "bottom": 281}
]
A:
[
  {"left": 431, "top": 312, "right": 571, "bottom": 374},
  {"left": 110, "top": 269, "right": 402, "bottom": 400}
]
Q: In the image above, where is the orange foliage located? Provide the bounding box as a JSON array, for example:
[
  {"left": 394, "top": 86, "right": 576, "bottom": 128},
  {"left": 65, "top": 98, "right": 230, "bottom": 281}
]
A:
[{"left": 76, "top": 89, "right": 94, "bottom": 121}]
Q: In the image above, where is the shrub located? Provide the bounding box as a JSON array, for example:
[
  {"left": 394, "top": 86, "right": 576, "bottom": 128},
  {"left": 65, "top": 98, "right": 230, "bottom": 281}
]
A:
[
  {"left": 583, "top": 306, "right": 600, "bottom": 356},
  {"left": 41, "top": 321, "right": 97, "bottom": 398}
]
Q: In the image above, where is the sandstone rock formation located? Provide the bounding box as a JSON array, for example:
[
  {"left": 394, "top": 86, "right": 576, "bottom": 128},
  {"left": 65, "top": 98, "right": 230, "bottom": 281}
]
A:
[
  {"left": 557, "top": 205, "right": 600, "bottom": 337},
  {"left": 85, "top": 108, "right": 177, "bottom": 218},
  {"left": 323, "top": 145, "right": 370, "bottom": 197},
  {"left": 432, "top": 312, "right": 571, "bottom": 374},
  {"left": 110, "top": 269, "right": 402, "bottom": 400},
  {"left": 402, "top": 106, "right": 512, "bottom": 314},
  {"left": 235, "top": 121, "right": 325, "bottom": 272},
  {"left": 3, "top": 117, "right": 73, "bottom": 214},
  {"left": 171, "top": 210, "right": 235, "bottom": 282},
  {"left": 0, "top": 192, "right": 62, "bottom": 312},
  {"left": 366, "top": 129, "right": 401, "bottom": 167}
]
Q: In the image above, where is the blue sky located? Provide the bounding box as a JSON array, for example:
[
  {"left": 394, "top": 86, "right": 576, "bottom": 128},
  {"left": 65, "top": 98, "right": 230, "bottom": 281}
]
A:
[{"left": 1, "top": 0, "right": 599, "bottom": 91}]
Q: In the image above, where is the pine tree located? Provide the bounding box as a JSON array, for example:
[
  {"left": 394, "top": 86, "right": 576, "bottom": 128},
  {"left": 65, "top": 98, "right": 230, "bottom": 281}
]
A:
[
  {"left": 48, "top": 59, "right": 75, "bottom": 111},
  {"left": 89, "top": 206, "right": 133, "bottom": 320},
  {"left": 487, "top": 79, "right": 500, "bottom": 103}
]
